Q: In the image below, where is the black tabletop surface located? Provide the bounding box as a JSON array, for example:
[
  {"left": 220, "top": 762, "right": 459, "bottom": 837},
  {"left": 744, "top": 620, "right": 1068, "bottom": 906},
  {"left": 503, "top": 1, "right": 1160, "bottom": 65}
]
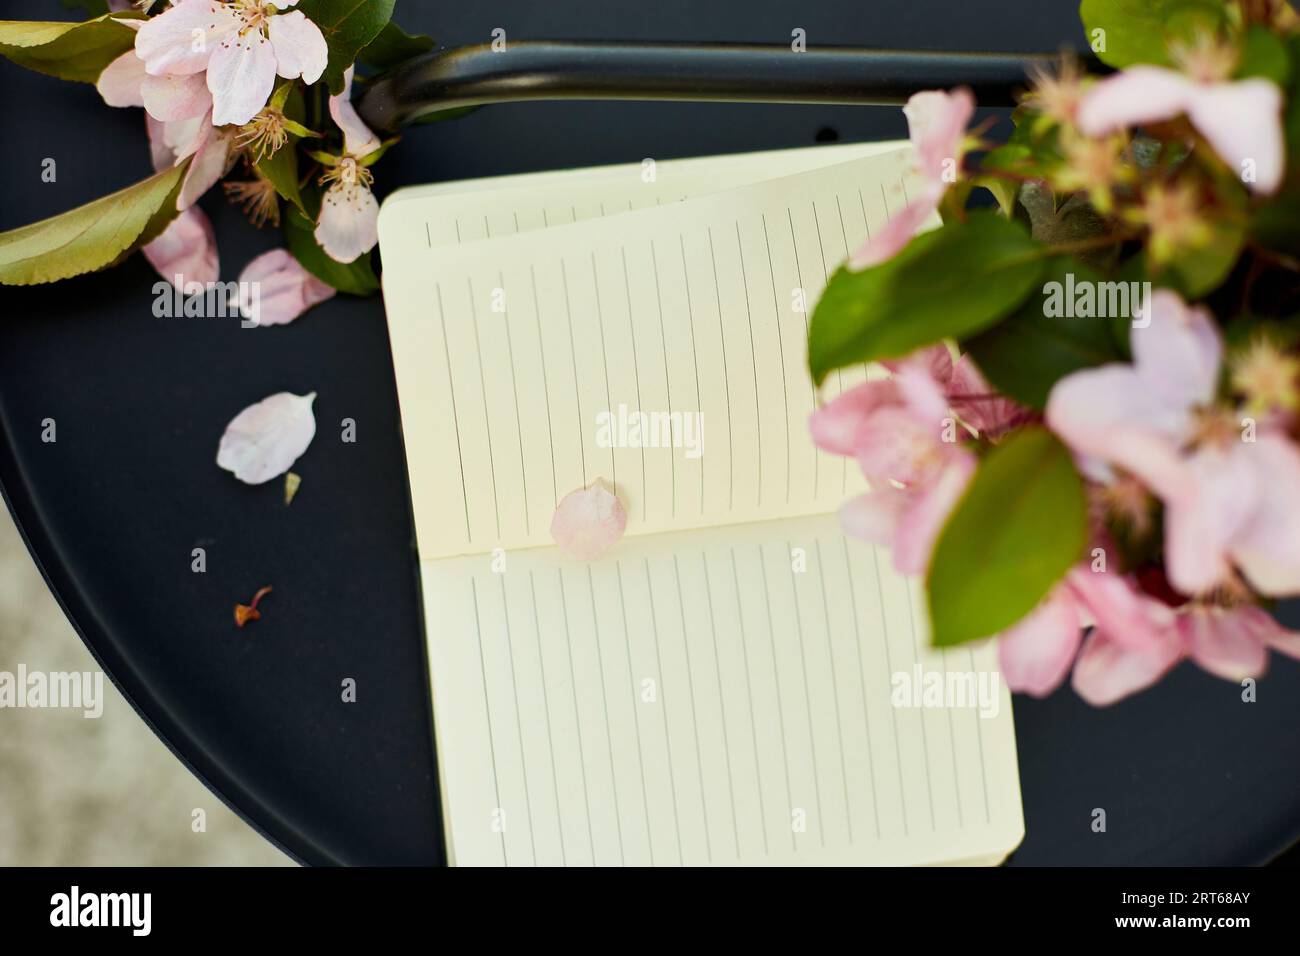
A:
[{"left": 2, "top": 0, "right": 1298, "bottom": 866}]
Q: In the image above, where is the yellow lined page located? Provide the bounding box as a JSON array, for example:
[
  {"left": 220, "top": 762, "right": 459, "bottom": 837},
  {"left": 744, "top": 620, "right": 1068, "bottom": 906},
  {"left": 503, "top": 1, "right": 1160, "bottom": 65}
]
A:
[{"left": 381, "top": 146, "right": 928, "bottom": 559}]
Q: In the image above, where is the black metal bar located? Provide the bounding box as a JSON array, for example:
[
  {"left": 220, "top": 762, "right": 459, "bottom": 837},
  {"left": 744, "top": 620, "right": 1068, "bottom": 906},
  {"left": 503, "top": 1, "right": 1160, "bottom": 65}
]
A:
[{"left": 358, "top": 40, "right": 1088, "bottom": 131}]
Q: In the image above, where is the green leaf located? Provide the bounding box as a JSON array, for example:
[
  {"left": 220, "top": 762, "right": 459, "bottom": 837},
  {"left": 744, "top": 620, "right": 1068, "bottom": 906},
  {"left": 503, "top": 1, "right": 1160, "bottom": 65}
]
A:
[
  {"left": 0, "top": 12, "right": 141, "bottom": 83},
  {"left": 1079, "top": 0, "right": 1228, "bottom": 69},
  {"left": 297, "top": 0, "right": 396, "bottom": 94},
  {"left": 284, "top": 205, "right": 379, "bottom": 295},
  {"left": 1163, "top": 218, "right": 1243, "bottom": 297},
  {"left": 255, "top": 143, "right": 306, "bottom": 216},
  {"left": 1237, "top": 24, "right": 1291, "bottom": 86},
  {"left": 0, "top": 161, "right": 188, "bottom": 285},
  {"left": 926, "top": 427, "right": 1088, "bottom": 647},
  {"left": 358, "top": 20, "right": 434, "bottom": 73},
  {"left": 962, "top": 258, "right": 1128, "bottom": 408},
  {"left": 807, "top": 212, "right": 1045, "bottom": 386}
]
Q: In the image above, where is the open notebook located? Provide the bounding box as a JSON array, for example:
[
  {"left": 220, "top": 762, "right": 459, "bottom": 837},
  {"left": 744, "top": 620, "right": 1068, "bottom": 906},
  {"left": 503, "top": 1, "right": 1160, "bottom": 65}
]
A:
[{"left": 378, "top": 142, "right": 1025, "bottom": 866}]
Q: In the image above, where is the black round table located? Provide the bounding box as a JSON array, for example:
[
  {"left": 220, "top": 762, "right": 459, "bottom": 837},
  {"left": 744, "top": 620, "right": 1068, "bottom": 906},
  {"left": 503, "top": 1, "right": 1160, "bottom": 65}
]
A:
[{"left": 2, "top": 0, "right": 1298, "bottom": 866}]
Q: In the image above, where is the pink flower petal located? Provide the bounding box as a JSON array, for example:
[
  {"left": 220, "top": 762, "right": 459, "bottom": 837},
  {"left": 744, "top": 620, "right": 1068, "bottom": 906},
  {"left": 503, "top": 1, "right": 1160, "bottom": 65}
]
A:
[
  {"left": 948, "top": 354, "right": 1025, "bottom": 438},
  {"left": 839, "top": 486, "right": 907, "bottom": 546},
  {"left": 141, "top": 71, "right": 212, "bottom": 122},
  {"left": 176, "top": 117, "right": 231, "bottom": 210},
  {"left": 1066, "top": 565, "right": 1176, "bottom": 651},
  {"left": 97, "top": 50, "right": 147, "bottom": 107},
  {"left": 206, "top": 29, "right": 277, "bottom": 126},
  {"left": 1131, "top": 290, "right": 1222, "bottom": 410},
  {"left": 883, "top": 343, "right": 955, "bottom": 383},
  {"left": 314, "top": 179, "right": 379, "bottom": 263},
  {"left": 1235, "top": 605, "right": 1300, "bottom": 662},
  {"left": 809, "top": 379, "right": 899, "bottom": 457},
  {"left": 849, "top": 197, "right": 936, "bottom": 270},
  {"left": 136, "top": 0, "right": 238, "bottom": 76},
  {"left": 1163, "top": 443, "right": 1257, "bottom": 596},
  {"left": 142, "top": 206, "right": 219, "bottom": 289},
  {"left": 329, "top": 67, "right": 383, "bottom": 158},
  {"left": 855, "top": 405, "right": 949, "bottom": 486},
  {"left": 904, "top": 88, "right": 975, "bottom": 185},
  {"left": 890, "top": 451, "right": 975, "bottom": 575},
  {"left": 1231, "top": 433, "right": 1300, "bottom": 596},
  {"left": 996, "top": 587, "right": 1083, "bottom": 697},
  {"left": 1187, "top": 79, "right": 1284, "bottom": 195},
  {"left": 1180, "top": 606, "right": 1269, "bottom": 681},
  {"left": 551, "top": 480, "right": 627, "bottom": 560},
  {"left": 236, "top": 249, "right": 336, "bottom": 327},
  {"left": 217, "top": 391, "right": 318, "bottom": 485},
  {"left": 145, "top": 115, "right": 173, "bottom": 172},
  {"left": 1076, "top": 66, "right": 1195, "bottom": 136},
  {"left": 268, "top": 10, "right": 327, "bottom": 85},
  {"left": 1071, "top": 627, "right": 1183, "bottom": 706}
]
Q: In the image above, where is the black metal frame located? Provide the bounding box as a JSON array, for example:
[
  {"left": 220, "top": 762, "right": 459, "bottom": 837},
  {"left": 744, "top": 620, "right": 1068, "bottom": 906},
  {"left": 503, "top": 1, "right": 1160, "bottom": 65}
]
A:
[{"left": 357, "top": 40, "right": 1092, "bottom": 130}]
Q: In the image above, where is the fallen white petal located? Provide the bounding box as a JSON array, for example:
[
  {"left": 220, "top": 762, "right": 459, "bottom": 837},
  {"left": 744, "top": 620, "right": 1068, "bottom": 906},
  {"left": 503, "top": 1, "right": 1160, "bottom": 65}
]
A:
[
  {"left": 550, "top": 479, "right": 627, "bottom": 560},
  {"left": 217, "top": 391, "right": 318, "bottom": 484}
]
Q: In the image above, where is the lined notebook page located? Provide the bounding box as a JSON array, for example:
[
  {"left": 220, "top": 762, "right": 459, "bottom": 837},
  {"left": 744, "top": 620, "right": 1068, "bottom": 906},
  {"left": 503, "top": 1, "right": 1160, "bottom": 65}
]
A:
[
  {"left": 381, "top": 146, "right": 932, "bottom": 558},
  {"left": 420, "top": 514, "right": 1022, "bottom": 867}
]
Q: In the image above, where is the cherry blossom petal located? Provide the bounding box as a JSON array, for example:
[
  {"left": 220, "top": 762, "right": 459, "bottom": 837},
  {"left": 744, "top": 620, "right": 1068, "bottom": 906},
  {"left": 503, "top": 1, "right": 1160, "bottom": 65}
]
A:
[
  {"left": 328, "top": 67, "right": 383, "bottom": 158},
  {"left": 839, "top": 486, "right": 907, "bottom": 546},
  {"left": 268, "top": 10, "right": 327, "bottom": 84},
  {"left": 1071, "top": 628, "right": 1183, "bottom": 706},
  {"left": 1180, "top": 607, "right": 1269, "bottom": 681},
  {"left": 97, "top": 50, "right": 147, "bottom": 107},
  {"left": 1131, "top": 290, "right": 1222, "bottom": 410},
  {"left": 1187, "top": 79, "right": 1284, "bottom": 195},
  {"left": 314, "top": 181, "right": 379, "bottom": 263},
  {"left": 206, "top": 29, "right": 277, "bottom": 126},
  {"left": 217, "top": 391, "right": 318, "bottom": 485},
  {"left": 996, "top": 587, "right": 1083, "bottom": 697},
  {"left": 1163, "top": 443, "right": 1258, "bottom": 596},
  {"left": 145, "top": 115, "right": 173, "bottom": 171},
  {"left": 550, "top": 480, "right": 627, "bottom": 559},
  {"left": 136, "top": 0, "right": 239, "bottom": 76},
  {"left": 948, "top": 354, "right": 1025, "bottom": 437},
  {"left": 1066, "top": 565, "right": 1176, "bottom": 651},
  {"left": 849, "top": 197, "right": 936, "bottom": 270},
  {"left": 1076, "top": 66, "right": 1195, "bottom": 136},
  {"left": 809, "top": 379, "right": 899, "bottom": 457},
  {"left": 1236, "top": 605, "right": 1300, "bottom": 661},
  {"left": 855, "top": 406, "right": 949, "bottom": 486},
  {"left": 176, "top": 118, "right": 231, "bottom": 209},
  {"left": 883, "top": 343, "right": 955, "bottom": 383},
  {"left": 903, "top": 88, "right": 975, "bottom": 184},
  {"left": 141, "top": 71, "right": 212, "bottom": 122},
  {"left": 1231, "top": 433, "right": 1300, "bottom": 596},
  {"left": 891, "top": 452, "right": 975, "bottom": 575},
  {"left": 236, "top": 249, "right": 336, "bottom": 326},
  {"left": 142, "top": 206, "right": 219, "bottom": 289}
]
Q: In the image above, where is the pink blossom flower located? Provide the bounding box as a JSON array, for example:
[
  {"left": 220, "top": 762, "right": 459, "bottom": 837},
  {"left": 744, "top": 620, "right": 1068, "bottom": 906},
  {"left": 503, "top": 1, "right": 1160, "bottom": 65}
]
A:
[
  {"left": 812, "top": 346, "right": 977, "bottom": 574},
  {"left": 551, "top": 479, "right": 627, "bottom": 560},
  {"left": 1046, "top": 290, "right": 1300, "bottom": 597},
  {"left": 850, "top": 89, "right": 974, "bottom": 269},
  {"left": 135, "top": 0, "right": 327, "bottom": 127},
  {"left": 314, "top": 68, "right": 381, "bottom": 263},
  {"left": 142, "top": 205, "right": 219, "bottom": 290},
  {"left": 236, "top": 249, "right": 335, "bottom": 326},
  {"left": 1077, "top": 65, "right": 1284, "bottom": 194},
  {"left": 1072, "top": 603, "right": 1300, "bottom": 706},
  {"left": 998, "top": 565, "right": 1177, "bottom": 698},
  {"left": 99, "top": 53, "right": 234, "bottom": 211}
]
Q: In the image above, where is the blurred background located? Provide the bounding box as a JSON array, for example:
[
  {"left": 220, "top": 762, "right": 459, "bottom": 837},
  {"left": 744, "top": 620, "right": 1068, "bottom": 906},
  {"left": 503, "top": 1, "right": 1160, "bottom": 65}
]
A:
[{"left": 0, "top": 509, "right": 290, "bottom": 866}]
